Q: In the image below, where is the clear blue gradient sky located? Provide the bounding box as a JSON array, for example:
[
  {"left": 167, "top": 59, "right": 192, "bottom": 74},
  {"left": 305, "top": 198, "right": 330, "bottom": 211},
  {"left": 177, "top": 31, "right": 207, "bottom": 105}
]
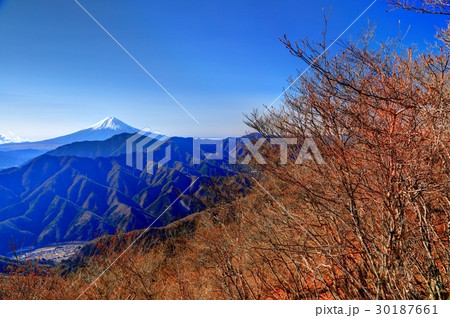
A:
[{"left": 0, "top": 0, "right": 447, "bottom": 140}]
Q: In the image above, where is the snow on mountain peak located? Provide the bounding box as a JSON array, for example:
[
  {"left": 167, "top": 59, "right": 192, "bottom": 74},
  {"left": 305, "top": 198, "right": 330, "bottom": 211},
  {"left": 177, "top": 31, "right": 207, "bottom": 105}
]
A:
[
  {"left": 0, "top": 132, "right": 26, "bottom": 144},
  {"left": 88, "top": 117, "right": 132, "bottom": 131}
]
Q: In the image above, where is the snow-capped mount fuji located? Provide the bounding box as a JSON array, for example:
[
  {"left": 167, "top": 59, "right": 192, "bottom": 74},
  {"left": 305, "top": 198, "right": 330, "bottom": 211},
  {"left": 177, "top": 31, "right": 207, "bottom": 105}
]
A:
[
  {"left": 47, "top": 116, "right": 140, "bottom": 147},
  {"left": 87, "top": 116, "right": 137, "bottom": 131},
  {"left": 0, "top": 117, "right": 139, "bottom": 152},
  {"left": 0, "top": 117, "right": 140, "bottom": 170}
]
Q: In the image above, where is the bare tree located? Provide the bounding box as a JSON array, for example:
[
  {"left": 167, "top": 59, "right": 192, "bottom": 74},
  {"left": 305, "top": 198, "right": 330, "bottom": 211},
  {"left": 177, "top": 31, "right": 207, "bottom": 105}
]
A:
[
  {"left": 242, "top": 23, "right": 449, "bottom": 299},
  {"left": 388, "top": 0, "right": 450, "bottom": 15}
]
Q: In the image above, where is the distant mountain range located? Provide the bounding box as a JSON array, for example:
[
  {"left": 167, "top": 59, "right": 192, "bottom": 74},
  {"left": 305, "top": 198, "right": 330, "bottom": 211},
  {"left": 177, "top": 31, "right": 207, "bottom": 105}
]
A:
[
  {"left": 0, "top": 117, "right": 139, "bottom": 170},
  {"left": 0, "top": 125, "right": 238, "bottom": 255},
  {"left": 0, "top": 132, "right": 25, "bottom": 145}
]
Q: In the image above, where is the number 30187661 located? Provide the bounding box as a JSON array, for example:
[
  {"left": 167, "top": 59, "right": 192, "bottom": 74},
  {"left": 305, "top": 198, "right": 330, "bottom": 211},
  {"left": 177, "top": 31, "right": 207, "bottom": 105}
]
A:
[{"left": 375, "top": 304, "right": 438, "bottom": 315}]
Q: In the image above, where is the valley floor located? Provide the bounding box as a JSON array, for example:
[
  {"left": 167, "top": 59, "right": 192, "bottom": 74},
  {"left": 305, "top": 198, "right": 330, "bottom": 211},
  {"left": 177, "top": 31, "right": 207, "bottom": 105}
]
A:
[{"left": 16, "top": 244, "right": 84, "bottom": 263}]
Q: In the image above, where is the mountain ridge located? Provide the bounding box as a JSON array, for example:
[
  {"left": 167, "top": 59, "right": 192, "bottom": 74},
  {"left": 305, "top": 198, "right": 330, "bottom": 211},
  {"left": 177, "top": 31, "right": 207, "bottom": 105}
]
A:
[
  {"left": 0, "top": 117, "right": 139, "bottom": 151},
  {"left": 0, "top": 117, "right": 140, "bottom": 170},
  {"left": 0, "top": 134, "right": 236, "bottom": 255}
]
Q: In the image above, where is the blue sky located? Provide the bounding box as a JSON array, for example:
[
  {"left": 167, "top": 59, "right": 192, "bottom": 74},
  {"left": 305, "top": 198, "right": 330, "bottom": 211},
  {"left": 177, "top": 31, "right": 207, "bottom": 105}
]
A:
[{"left": 0, "top": 0, "right": 447, "bottom": 140}]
